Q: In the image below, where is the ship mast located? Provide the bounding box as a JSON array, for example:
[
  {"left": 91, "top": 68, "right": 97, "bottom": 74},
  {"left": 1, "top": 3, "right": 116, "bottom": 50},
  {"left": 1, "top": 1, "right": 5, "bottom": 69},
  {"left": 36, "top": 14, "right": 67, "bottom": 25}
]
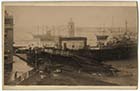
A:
[
  {"left": 111, "top": 16, "right": 114, "bottom": 33},
  {"left": 37, "top": 25, "right": 40, "bottom": 47},
  {"left": 124, "top": 20, "right": 128, "bottom": 36},
  {"left": 125, "top": 20, "right": 128, "bottom": 32}
]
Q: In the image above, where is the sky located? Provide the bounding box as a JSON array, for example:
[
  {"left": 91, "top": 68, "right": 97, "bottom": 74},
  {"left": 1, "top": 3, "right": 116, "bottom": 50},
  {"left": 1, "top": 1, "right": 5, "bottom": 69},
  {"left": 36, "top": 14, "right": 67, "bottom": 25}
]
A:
[{"left": 5, "top": 6, "right": 137, "bottom": 42}]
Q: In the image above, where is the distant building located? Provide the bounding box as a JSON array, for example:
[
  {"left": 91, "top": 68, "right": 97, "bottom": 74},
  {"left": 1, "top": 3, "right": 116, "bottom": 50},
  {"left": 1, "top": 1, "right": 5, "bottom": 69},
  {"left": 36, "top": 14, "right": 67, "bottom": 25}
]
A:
[
  {"left": 4, "top": 10, "right": 14, "bottom": 71},
  {"left": 68, "top": 18, "right": 75, "bottom": 37},
  {"left": 59, "top": 37, "right": 87, "bottom": 50}
]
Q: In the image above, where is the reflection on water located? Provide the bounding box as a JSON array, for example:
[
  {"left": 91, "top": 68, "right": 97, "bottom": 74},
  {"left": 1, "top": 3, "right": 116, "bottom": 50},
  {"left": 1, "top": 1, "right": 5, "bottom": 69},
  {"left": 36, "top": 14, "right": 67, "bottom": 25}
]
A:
[{"left": 10, "top": 56, "right": 33, "bottom": 81}]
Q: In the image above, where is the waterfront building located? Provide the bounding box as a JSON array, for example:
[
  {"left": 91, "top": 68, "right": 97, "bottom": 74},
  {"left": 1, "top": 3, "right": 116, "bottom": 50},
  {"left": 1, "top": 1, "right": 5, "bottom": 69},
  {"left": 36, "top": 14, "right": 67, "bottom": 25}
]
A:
[{"left": 59, "top": 37, "right": 87, "bottom": 50}]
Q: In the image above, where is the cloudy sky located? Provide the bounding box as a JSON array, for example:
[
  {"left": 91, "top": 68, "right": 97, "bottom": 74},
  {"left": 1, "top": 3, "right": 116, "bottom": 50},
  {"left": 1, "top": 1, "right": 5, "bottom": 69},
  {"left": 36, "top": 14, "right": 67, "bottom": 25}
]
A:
[{"left": 5, "top": 5, "right": 137, "bottom": 42}]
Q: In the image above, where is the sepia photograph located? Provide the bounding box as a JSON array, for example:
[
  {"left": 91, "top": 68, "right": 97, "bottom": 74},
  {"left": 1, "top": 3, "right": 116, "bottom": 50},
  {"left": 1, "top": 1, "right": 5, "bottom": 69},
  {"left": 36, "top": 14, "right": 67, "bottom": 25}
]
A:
[{"left": 2, "top": 1, "right": 138, "bottom": 90}]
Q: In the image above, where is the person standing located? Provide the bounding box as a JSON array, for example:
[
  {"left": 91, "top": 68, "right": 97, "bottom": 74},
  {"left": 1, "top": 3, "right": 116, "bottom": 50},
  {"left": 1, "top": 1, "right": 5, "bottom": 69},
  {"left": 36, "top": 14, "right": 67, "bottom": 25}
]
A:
[{"left": 14, "top": 71, "right": 18, "bottom": 80}]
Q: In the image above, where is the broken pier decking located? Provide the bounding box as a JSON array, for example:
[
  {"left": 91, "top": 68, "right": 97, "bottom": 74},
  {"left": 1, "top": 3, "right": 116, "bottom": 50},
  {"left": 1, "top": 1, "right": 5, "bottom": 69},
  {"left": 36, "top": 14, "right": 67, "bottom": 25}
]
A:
[{"left": 27, "top": 48, "right": 119, "bottom": 76}]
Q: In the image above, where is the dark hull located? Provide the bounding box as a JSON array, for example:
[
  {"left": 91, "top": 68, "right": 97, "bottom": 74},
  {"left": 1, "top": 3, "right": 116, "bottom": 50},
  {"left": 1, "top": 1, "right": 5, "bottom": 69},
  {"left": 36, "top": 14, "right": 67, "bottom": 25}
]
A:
[{"left": 75, "top": 46, "right": 137, "bottom": 61}]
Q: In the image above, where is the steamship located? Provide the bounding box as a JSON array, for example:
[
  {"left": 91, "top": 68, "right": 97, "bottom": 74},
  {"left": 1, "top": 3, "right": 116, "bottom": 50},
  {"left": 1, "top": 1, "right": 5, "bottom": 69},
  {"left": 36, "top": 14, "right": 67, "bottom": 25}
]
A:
[{"left": 29, "top": 20, "right": 137, "bottom": 61}]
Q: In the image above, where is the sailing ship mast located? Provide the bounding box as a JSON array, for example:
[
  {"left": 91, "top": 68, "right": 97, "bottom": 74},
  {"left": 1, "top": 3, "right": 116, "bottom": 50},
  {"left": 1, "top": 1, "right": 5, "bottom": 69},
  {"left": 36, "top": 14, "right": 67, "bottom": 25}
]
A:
[
  {"left": 110, "top": 16, "right": 114, "bottom": 33},
  {"left": 125, "top": 20, "right": 128, "bottom": 33}
]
